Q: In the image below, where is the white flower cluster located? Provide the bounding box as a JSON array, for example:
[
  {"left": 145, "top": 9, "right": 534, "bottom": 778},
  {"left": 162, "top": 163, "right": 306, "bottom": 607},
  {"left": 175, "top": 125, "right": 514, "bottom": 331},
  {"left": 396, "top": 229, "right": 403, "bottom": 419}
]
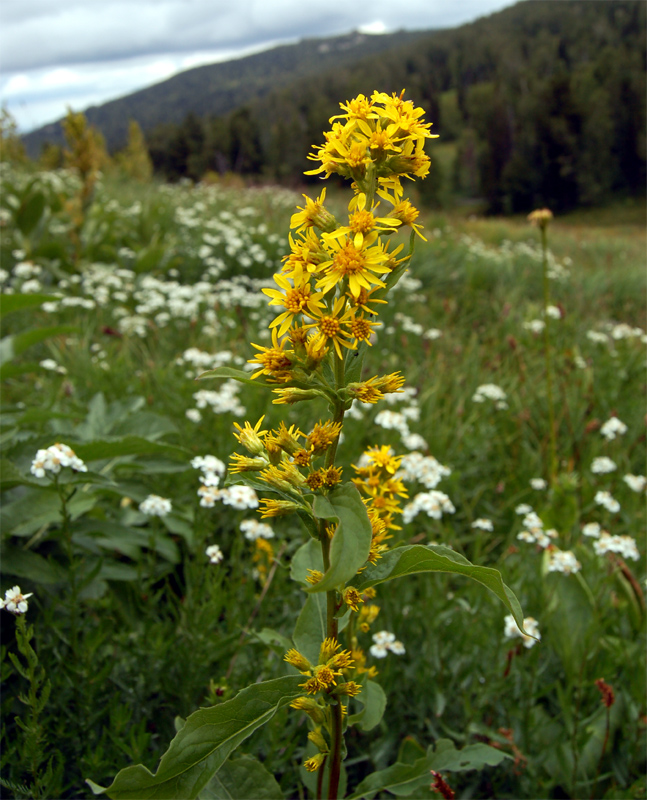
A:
[
  {"left": 594, "top": 490, "right": 621, "bottom": 514},
  {"left": 515, "top": 503, "right": 533, "bottom": 515},
  {"left": 371, "top": 388, "right": 429, "bottom": 451},
  {"left": 472, "top": 383, "right": 508, "bottom": 410},
  {"left": 40, "top": 358, "right": 67, "bottom": 374},
  {"left": 517, "top": 511, "right": 558, "bottom": 548},
  {"left": 547, "top": 549, "right": 581, "bottom": 575},
  {"left": 240, "top": 519, "right": 274, "bottom": 541},
  {"left": 369, "top": 630, "right": 406, "bottom": 659},
  {"left": 205, "top": 544, "right": 224, "bottom": 564},
  {"left": 0, "top": 585, "right": 33, "bottom": 615},
  {"left": 31, "top": 443, "right": 87, "bottom": 477},
  {"left": 395, "top": 452, "right": 451, "bottom": 490},
  {"left": 198, "top": 484, "right": 259, "bottom": 510},
  {"left": 193, "top": 380, "right": 245, "bottom": 417},
  {"left": 623, "top": 474, "right": 646, "bottom": 493},
  {"left": 191, "top": 455, "right": 226, "bottom": 486},
  {"left": 600, "top": 417, "right": 627, "bottom": 441},
  {"left": 472, "top": 518, "right": 493, "bottom": 531},
  {"left": 530, "top": 478, "right": 547, "bottom": 490},
  {"left": 591, "top": 457, "right": 617, "bottom": 474},
  {"left": 593, "top": 533, "right": 639, "bottom": 561},
  {"left": 523, "top": 319, "right": 545, "bottom": 334},
  {"left": 402, "top": 491, "right": 455, "bottom": 524},
  {"left": 139, "top": 495, "right": 172, "bottom": 516},
  {"left": 504, "top": 614, "right": 541, "bottom": 648},
  {"left": 582, "top": 522, "right": 603, "bottom": 538}
]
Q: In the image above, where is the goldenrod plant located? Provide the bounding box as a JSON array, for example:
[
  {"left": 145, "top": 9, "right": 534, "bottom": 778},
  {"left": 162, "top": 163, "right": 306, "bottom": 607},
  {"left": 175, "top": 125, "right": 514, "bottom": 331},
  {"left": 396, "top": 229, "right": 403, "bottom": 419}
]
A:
[{"left": 89, "top": 91, "right": 527, "bottom": 800}]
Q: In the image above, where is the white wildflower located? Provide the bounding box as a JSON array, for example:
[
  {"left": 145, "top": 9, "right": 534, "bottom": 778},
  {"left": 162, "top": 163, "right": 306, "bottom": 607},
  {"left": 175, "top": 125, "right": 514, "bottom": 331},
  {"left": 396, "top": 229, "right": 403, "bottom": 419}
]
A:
[
  {"left": 0, "top": 585, "right": 33, "bottom": 615},
  {"left": 205, "top": 544, "right": 224, "bottom": 564},
  {"left": 139, "top": 495, "right": 172, "bottom": 516},
  {"left": 593, "top": 533, "right": 639, "bottom": 561},
  {"left": 591, "top": 457, "right": 617, "bottom": 474},
  {"left": 222, "top": 485, "right": 259, "bottom": 510},
  {"left": 582, "top": 522, "right": 602, "bottom": 539},
  {"left": 515, "top": 504, "right": 533, "bottom": 515},
  {"left": 369, "top": 630, "right": 405, "bottom": 658},
  {"left": 472, "top": 384, "right": 508, "bottom": 409},
  {"left": 240, "top": 519, "right": 274, "bottom": 541},
  {"left": 600, "top": 417, "right": 627, "bottom": 441},
  {"left": 504, "top": 615, "right": 540, "bottom": 648},
  {"left": 547, "top": 549, "right": 581, "bottom": 575},
  {"left": 30, "top": 443, "right": 87, "bottom": 478},
  {"left": 185, "top": 408, "right": 202, "bottom": 422},
  {"left": 472, "top": 518, "right": 493, "bottom": 531},
  {"left": 530, "top": 478, "right": 547, "bottom": 490},
  {"left": 623, "top": 474, "right": 646, "bottom": 493},
  {"left": 523, "top": 319, "right": 545, "bottom": 334},
  {"left": 594, "top": 490, "right": 621, "bottom": 513}
]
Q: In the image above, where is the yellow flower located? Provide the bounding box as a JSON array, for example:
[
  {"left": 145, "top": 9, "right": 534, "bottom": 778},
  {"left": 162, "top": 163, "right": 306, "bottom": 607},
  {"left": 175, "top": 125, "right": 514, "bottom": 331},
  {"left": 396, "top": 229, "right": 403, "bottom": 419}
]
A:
[
  {"left": 284, "top": 648, "right": 313, "bottom": 673},
  {"left": 232, "top": 417, "right": 267, "bottom": 454},
  {"left": 290, "top": 188, "right": 337, "bottom": 233},
  {"left": 228, "top": 453, "right": 268, "bottom": 473},
  {"left": 304, "top": 753, "right": 326, "bottom": 773},
  {"left": 248, "top": 329, "right": 294, "bottom": 382},
  {"left": 258, "top": 498, "right": 302, "bottom": 518},
  {"left": 364, "top": 445, "right": 402, "bottom": 474},
  {"left": 304, "top": 296, "right": 354, "bottom": 359},
  {"left": 259, "top": 462, "right": 306, "bottom": 492},
  {"left": 343, "top": 586, "right": 363, "bottom": 611},
  {"left": 388, "top": 199, "right": 427, "bottom": 240},
  {"left": 317, "top": 233, "right": 391, "bottom": 299},
  {"left": 263, "top": 272, "right": 327, "bottom": 337},
  {"left": 334, "top": 681, "right": 362, "bottom": 697},
  {"left": 307, "top": 419, "right": 343, "bottom": 454},
  {"left": 348, "top": 313, "right": 380, "bottom": 349},
  {"left": 281, "top": 230, "right": 327, "bottom": 283},
  {"left": 528, "top": 208, "right": 553, "bottom": 228},
  {"left": 306, "top": 569, "right": 323, "bottom": 585}
]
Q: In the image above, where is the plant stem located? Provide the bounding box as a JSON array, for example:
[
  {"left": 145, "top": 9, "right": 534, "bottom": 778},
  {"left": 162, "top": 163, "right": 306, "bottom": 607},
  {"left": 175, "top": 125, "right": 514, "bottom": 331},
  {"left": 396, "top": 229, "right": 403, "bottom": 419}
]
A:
[{"left": 541, "top": 226, "right": 557, "bottom": 486}]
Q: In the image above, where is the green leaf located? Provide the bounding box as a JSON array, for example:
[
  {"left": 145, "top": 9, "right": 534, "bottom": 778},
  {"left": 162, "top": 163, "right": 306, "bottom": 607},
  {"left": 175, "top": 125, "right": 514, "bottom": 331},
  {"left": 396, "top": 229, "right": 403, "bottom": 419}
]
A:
[
  {"left": 0, "top": 543, "right": 67, "bottom": 584},
  {"left": 74, "top": 437, "right": 189, "bottom": 462},
  {"left": 353, "top": 544, "right": 526, "bottom": 633},
  {"left": 347, "top": 739, "right": 509, "bottom": 799},
  {"left": 306, "top": 483, "right": 372, "bottom": 594},
  {"left": 0, "top": 294, "right": 58, "bottom": 315},
  {"left": 88, "top": 675, "right": 303, "bottom": 800},
  {"left": 293, "top": 594, "right": 327, "bottom": 665},
  {"left": 348, "top": 678, "right": 387, "bottom": 732},
  {"left": 198, "top": 755, "right": 283, "bottom": 800},
  {"left": 290, "top": 538, "right": 323, "bottom": 584},
  {"left": 0, "top": 459, "right": 44, "bottom": 490},
  {"left": 16, "top": 190, "right": 46, "bottom": 236},
  {"left": 0, "top": 325, "right": 77, "bottom": 366},
  {"left": 197, "top": 366, "right": 264, "bottom": 387}
]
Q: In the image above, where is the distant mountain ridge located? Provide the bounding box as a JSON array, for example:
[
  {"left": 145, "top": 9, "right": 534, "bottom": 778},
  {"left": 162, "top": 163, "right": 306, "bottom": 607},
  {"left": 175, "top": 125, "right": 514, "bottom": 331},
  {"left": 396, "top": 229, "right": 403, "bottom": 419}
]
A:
[{"left": 22, "top": 29, "right": 431, "bottom": 156}]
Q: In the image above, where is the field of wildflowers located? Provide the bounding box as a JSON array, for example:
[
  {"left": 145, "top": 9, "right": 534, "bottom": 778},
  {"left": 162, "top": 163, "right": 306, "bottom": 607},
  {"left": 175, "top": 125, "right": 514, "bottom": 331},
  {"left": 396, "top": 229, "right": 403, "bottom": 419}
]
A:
[{"left": 1, "top": 95, "right": 645, "bottom": 800}]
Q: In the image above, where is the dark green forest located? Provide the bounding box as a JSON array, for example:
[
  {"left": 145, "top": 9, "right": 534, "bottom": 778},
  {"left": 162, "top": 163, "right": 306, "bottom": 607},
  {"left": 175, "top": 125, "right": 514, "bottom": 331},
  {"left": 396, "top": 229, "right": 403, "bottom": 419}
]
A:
[{"left": 28, "top": 0, "right": 646, "bottom": 213}]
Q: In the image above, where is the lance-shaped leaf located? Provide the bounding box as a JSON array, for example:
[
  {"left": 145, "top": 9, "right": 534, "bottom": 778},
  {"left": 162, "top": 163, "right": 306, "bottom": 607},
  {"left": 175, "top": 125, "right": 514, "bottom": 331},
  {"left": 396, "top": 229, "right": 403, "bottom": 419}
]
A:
[
  {"left": 347, "top": 678, "right": 387, "bottom": 732},
  {"left": 198, "top": 755, "right": 283, "bottom": 799},
  {"left": 87, "top": 675, "right": 303, "bottom": 800},
  {"left": 346, "top": 739, "right": 509, "bottom": 799},
  {"left": 353, "top": 544, "right": 526, "bottom": 633},
  {"left": 306, "top": 483, "right": 372, "bottom": 594},
  {"left": 196, "top": 366, "right": 264, "bottom": 387}
]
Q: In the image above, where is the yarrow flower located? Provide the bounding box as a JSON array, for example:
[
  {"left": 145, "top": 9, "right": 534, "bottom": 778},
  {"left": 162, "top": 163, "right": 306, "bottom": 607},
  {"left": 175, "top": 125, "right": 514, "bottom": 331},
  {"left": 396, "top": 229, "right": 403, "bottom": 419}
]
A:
[
  {"left": 30, "top": 443, "right": 87, "bottom": 478},
  {"left": 623, "top": 474, "right": 646, "bottom": 493},
  {"left": 472, "top": 383, "right": 508, "bottom": 409},
  {"left": 472, "top": 518, "right": 493, "bottom": 531},
  {"left": 591, "top": 457, "right": 617, "bottom": 474},
  {"left": 369, "top": 630, "right": 406, "bottom": 658},
  {"left": 205, "top": 544, "right": 224, "bottom": 564},
  {"left": 582, "top": 522, "right": 602, "bottom": 538},
  {"left": 594, "top": 490, "right": 621, "bottom": 514},
  {"left": 593, "top": 533, "right": 639, "bottom": 561},
  {"left": 547, "top": 549, "right": 581, "bottom": 575},
  {"left": 600, "top": 417, "right": 627, "bottom": 441},
  {"left": 240, "top": 519, "right": 274, "bottom": 541},
  {"left": 504, "top": 614, "right": 540, "bottom": 648},
  {"left": 530, "top": 478, "right": 547, "bottom": 490},
  {"left": 0, "top": 585, "right": 33, "bottom": 615},
  {"left": 139, "top": 495, "right": 172, "bottom": 516}
]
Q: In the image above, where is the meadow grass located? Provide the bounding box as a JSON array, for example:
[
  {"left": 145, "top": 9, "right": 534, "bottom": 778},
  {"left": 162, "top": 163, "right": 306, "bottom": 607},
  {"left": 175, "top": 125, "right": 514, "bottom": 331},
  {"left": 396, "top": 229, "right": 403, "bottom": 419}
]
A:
[{"left": 1, "top": 167, "right": 645, "bottom": 799}]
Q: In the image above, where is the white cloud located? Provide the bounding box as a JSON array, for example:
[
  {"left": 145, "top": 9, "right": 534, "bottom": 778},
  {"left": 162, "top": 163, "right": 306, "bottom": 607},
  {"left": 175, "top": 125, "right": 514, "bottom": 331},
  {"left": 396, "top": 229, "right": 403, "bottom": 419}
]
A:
[{"left": 0, "top": 0, "right": 518, "bottom": 132}]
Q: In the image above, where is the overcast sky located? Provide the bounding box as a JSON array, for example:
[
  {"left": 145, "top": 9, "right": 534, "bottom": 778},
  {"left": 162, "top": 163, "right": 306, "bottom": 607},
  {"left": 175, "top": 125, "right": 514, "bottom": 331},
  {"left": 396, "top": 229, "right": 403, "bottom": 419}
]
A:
[{"left": 1, "top": 0, "right": 519, "bottom": 133}]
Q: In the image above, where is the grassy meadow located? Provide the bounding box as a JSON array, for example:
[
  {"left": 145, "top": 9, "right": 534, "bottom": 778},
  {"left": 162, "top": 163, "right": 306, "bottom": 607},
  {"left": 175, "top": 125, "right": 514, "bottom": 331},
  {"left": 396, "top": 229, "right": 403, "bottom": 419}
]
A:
[{"left": 1, "top": 164, "right": 645, "bottom": 799}]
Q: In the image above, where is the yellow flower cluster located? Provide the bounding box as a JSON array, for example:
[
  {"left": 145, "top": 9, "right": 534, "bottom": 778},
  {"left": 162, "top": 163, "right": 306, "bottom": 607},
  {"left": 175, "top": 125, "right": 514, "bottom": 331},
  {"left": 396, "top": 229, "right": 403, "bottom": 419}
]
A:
[
  {"left": 247, "top": 90, "right": 433, "bottom": 381},
  {"left": 353, "top": 445, "right": 408, "bottom": 562}
]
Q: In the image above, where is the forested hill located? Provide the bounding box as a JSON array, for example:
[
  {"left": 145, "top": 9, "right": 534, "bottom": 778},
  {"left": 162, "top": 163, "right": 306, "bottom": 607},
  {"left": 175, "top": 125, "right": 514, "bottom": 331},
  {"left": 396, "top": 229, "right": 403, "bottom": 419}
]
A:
[
  {"left": 22, "top": 29, "right": 429, "bottom": 155},
  {"left": 25, "top": 0, "right": 645, "bottom": 212}
]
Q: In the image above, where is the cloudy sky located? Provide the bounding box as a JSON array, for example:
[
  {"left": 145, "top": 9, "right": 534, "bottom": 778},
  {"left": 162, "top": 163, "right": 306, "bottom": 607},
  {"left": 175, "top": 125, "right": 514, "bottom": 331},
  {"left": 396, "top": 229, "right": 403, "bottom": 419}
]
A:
[{"left": 1, "top": 0, "right": 519, "bottom": 133}]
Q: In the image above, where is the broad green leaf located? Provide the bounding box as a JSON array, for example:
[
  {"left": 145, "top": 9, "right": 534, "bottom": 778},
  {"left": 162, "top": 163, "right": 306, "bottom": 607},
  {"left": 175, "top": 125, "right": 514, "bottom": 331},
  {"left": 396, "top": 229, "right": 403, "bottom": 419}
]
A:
[
  {"left": 290, "top": 538, "right": 323, "bottom": 584},
  {"left": 347, "top": 739, "right": 509, "bottom": 799},
  {"left": 0, "top": 459, "right": 43, "bottom": 490},
  {"left": 0, "top": 360, "right": 42, "bottom": 380},
  {"left": 197, "top": 366, "right": 264, "bottom": 387},
  {"left": 0, "top": 293, "right": 57, "bottom": 315},
  {"left": 251, "top": 628, "right": 294, "bottom": 654},
  {"left": 0, "top": 543, "right": 67, "bottom": 584},
  {"left": 73, "top": 519, "right": 180, "bottom": 563},
  {"left": 16, "top": 189, "right": 46, "bottom": 236},
  {"left": 0, "top": 489, "right": 98, "bottom": 538},
  {"left": 88, "top": 675, "right": 303, "bottom": 800},
  {"left": 353, "top": 544, "right": 526, "bottom": 633},
  {"left": 0, "top": 324, "right": 77, "bottom": 366},
  {"left": 293, "top": 593, "right": 327, "bottom": 664},
  {"left": 111, "top": 412, "right": 178, "bottom": 439},
  {"left": 306, "top": 483, "right": 372, "bottom": 593},
  {"left": 198, "top": 755, "right": 283, "bottom": 800},
  {"left": 74, "top": 437, "right": 189, "bottom": 462},
  {"left": 347, "top": 678, "right": 387, "bottom": 732}
]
